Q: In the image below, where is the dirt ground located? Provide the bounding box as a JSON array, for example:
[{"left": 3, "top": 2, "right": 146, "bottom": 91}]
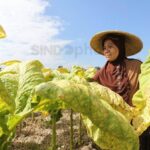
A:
[{"left": 9, "top": 110, "right": 101, "bottom": 150}]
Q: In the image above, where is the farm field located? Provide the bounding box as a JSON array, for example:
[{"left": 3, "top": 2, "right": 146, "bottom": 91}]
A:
[{"left": 9, "top": 110, "right": 99, "bottom": 150}]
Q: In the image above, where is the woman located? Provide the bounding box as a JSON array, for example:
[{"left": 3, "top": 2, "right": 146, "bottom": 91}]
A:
[{"left": 90, "top": 30, "right": 149, "bottom": 150}]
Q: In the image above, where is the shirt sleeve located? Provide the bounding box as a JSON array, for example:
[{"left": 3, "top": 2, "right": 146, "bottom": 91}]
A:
[{"left": 92, "top": 70, "right": 101, "bottom": 83}]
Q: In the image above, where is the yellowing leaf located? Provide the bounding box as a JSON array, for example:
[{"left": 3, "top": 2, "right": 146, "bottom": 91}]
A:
[
  {"left": 0, "top": 60, "right": 21, "bottom": 66},
  {"left": 0, "top": 25, "right": 6, "bottom": 38},
  {"left": 57, "top": 67, "right": 69, "bottom": 73}
]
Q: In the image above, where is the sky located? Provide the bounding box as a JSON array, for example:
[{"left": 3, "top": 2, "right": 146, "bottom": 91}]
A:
[{"left": 0, "top": 0, "right": 150, "bottom": 69}]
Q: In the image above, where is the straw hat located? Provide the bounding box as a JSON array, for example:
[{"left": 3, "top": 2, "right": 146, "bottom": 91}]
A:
[
  {"left": 0, "top": 25, "right": 6, "bottom": 38},
  {"left": 90, "top": 30, "right": 143, "bottom": 56}
]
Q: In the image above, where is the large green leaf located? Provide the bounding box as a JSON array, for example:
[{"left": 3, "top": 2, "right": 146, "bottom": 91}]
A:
[
  {"left": 132, "top": 51, "right": 150, "bottom": 135},
  {"left": 0, "top": 60, "right": 45, "bottom": 147},
  {"left": 33, "top": 80, "right": 139, "bottom": 150},
  {"left": 0, "top": 79, "right": 15, "bottom": 114},
  {"left": 14, "top": 60, "right": 45, "bottom": 113}
]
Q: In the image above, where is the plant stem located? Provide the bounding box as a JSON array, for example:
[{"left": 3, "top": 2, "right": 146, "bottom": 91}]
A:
[
  {"left": 78, "top": 113, "right": 82, "bottom": 145},
  {"left": 51, "top": 116, "right": 57, "bottom": 150}
]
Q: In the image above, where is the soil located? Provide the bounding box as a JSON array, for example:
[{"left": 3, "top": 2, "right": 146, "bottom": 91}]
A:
[{"left": 9, "top": 110, "right": 101, "bottom": 150}]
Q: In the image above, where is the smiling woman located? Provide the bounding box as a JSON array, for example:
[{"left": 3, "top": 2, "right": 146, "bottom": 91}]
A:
[
  {"left": 103, "top": 39, "right": 120, "bottom": 61},
  {"left": 90, "top": 30, "right": 150, "bottom": 150},
  {"left": 0, "top": 25, "right": 6, "bottom": 38},
  {"left": 91, "top": 30, "right": 143, "bottom": 106}
]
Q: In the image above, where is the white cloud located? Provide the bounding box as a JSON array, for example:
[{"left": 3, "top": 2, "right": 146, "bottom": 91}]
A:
[{"left": 0, "top": 0, "right": 71, "bottom": 68}]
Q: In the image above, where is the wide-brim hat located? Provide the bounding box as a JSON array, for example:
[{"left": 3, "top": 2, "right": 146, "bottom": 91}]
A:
[
  {"left": 90, "top": 30, "right": 143, "bottom": 56},
  {"left": 0, "top": 25, "right": 6, "bottom": 39}
]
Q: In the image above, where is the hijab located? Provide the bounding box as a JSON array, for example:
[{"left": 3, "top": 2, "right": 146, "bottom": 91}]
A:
[{"left": 99, "top": 34, "right": 131, "bottom": 105}]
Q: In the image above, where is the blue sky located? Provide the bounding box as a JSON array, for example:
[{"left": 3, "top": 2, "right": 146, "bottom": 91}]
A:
[
  {"left": 46, "top": 0, "right": 150, "bottom": 67},
  {"left": 0, "top": 0, "right": 150, "bottom": 68}
]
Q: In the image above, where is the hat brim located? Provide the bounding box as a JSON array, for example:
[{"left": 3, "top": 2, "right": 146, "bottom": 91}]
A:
[
  {"left": 90, "top": 30, "right": 143, "bottom": 56},
  {"left": 0, "top": 25, "right": 6, "bottom": 39}
]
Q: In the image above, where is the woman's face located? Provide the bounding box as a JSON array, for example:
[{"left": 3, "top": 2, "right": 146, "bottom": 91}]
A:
[{"left": 103, "top": 39, "right": 119, "bottom": 62}]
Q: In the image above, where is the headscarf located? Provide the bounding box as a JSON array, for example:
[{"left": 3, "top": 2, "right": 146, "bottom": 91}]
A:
[{"left": 98, "top": 34, "right": 131, "bottom": 105}]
